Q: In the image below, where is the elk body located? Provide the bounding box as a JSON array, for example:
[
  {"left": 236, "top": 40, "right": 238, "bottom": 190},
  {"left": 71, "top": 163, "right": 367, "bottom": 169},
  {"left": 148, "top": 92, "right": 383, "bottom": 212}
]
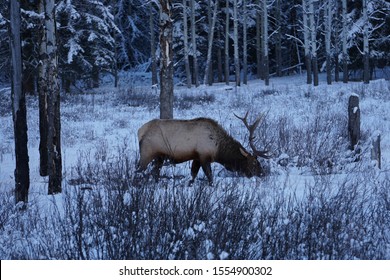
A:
[{"left": 137, "top": 115, "right": 269, "bottom": 185}]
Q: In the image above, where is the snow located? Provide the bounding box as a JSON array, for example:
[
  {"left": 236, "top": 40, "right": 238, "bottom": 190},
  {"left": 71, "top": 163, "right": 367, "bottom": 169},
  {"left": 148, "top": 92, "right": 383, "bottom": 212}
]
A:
[{"left": 0, "top": 73, "right": 389, "bottom": 259}]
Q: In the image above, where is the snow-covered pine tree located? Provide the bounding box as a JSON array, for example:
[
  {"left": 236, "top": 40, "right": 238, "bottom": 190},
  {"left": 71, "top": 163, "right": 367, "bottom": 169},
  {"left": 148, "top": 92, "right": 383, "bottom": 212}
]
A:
[
  {"left": 113, "top": 0, "right": 150, "bottom": 70},
  {"left": 56, "top": 0, "right": 118, "bottom": 90}
]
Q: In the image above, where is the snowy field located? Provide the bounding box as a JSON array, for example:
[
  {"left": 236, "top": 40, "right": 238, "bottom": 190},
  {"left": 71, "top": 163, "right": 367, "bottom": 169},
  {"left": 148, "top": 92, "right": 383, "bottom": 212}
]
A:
[{"left": 0, "top": 74, "right": 389, "bottom": 259}]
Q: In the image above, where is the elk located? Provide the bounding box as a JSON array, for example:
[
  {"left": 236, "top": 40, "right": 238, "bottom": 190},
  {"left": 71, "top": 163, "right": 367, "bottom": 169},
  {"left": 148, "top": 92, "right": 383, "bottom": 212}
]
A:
[{"left": 137, "top": 113, "right": 270, "bottom": 185}]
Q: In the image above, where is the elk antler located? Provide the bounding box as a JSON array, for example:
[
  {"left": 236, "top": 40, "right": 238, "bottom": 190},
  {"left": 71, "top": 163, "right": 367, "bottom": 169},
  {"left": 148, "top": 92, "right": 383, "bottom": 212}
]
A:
[{"left": 234, "top": 111, "right": 271, "bottom": 159}]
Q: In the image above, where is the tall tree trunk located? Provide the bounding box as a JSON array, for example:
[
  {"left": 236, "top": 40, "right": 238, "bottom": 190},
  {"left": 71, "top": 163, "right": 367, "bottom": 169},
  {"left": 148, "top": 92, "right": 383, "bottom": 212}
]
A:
[
  {"left": 217, "top": 30, "right": 223, "bottom": 82},
  {"left": 334, "top": 0, "right": 340, "bottom": 82},
  {"left": 10, "top": 0, "right": 30, "bottom": 205},
  {"left": 91, "top": 65, "right": 99, "bottom": 88},
  {"left": 159, "top": 0, "right": 174, "bottom": 119},
  {"left": 190, "top": 0, "right": 199, "bottom": 87},
  {"left": 242, "top": 0, "right": 248, "bottom": 85},
  {"left": 334, "top": 52, "right": 339, "bottom": 82},
  {"left": 233, "top": 0, "right": 240, "bottom": 86},
  {"left": 203, "top": 0, "right": 219, "bottom": 86},
  {"left": 256, "top": 0, "right": 262, "bottom": 79},
  {"left": 224, "top": 0, "right": 230, "bottom": 84},
  {"left": 362, "top": 0, "right": 370, "bottom": 84},
  {"left": 275, "top": 0, "right": 282, "bottom": 77},
  {"left": 325, "top": 0, "right": 333, "bottom": 85},
  {"left": 342, "top": 0, "right": 348, "bottom": 83},
  {"left": 206, "top": 0, "right": 213, "bottom": 85},
  {"left": 39, "top": 0, "right": 48, "bottom": 177},
  {"left": 44, "top": 0, "right": 62, "bottom": 194},
  {"left": 22, "top": 71, "right": 35, "bottom": 95},
  {"left": 262, "top": 0, "right": 269, "bottom": 86},
  {"left": 150, "top": 2, "right": 158, "bottom": 86},
  {"left": 113, "top": 43, "right": 118, "bottom": 88},
  {"left": 309, "top": 0, "right": 318, "bottom": 86},
  {"left": 182, "top": 0, "right": 191, "bottom": 88},
  {"left": 302, "top": 0, "right": 312, "bottom": 84}
]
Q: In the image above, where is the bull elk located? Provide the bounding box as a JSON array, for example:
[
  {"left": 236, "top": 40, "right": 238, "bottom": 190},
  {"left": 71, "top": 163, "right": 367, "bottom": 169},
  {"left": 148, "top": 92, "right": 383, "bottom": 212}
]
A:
[{"left": 137, "top": 113, "right": 270, "bottom": 185}]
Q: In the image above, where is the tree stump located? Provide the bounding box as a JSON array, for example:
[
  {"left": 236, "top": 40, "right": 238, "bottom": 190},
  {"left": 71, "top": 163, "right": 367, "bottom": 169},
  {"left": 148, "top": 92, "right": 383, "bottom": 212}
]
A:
[
  {"left": 371, "top": 132, "right": 381, "bottom": 169},
  {"left": 348, "top": 95, "right": 360, "bottom": 151}
]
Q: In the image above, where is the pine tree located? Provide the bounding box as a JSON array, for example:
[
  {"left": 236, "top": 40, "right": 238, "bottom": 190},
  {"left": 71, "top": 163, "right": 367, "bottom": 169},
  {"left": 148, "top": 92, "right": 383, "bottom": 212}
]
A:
[{"left": 56, "top": 0, "right": 118, "bottom": 89}]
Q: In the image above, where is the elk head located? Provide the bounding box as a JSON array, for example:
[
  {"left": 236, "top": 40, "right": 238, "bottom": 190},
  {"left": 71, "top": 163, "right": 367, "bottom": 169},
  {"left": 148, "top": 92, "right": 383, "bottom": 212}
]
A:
[{"left": 234, "top": 111, "right": 271, "bottom": 177}]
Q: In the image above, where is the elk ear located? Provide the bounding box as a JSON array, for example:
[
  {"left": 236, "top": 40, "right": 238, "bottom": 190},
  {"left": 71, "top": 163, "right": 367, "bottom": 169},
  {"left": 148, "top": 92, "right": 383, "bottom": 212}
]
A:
[{"left": 239, "top": 147, "right": 249, "bottom": 158}]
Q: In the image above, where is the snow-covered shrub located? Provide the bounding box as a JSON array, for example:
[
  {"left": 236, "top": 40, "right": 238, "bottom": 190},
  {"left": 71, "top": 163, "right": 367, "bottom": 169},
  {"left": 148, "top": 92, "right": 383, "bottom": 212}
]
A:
[
  {"left": 36, "top": 142, "right": 387, "bottom": 260},
  {"left": 0, "top": 90, "right": 11, "bottom": 117},
  {"left": 175, "top": 92, "right": 215, "bottom": 110},
  {"left": 115, "top": 87, "right": 158, "bottom": 109},
  {"left": 256, "top": 103, "right": 349, "bottom": 174}
]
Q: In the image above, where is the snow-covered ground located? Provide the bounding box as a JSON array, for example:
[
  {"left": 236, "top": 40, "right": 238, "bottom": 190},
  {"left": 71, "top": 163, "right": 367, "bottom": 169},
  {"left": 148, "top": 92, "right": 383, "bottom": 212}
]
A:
[{"left": 0, "top": 74, "right": 389, "bottom": 259}]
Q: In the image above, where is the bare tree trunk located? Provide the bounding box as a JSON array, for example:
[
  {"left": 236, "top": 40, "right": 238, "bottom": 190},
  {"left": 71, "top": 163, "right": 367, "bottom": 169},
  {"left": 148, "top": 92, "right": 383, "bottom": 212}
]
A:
[
  {"left": 113, "top": 43, "right": 119, "bottom": 88},
  {"left": 150, "top": 2, "right": 158, "bottom": 86},
  {"left": 342, "top": 0, "right": 348, "bottom": 83},
  {"left": 38, "top": 0, "right": 48, "bottom": 177},
  {"left": 91, "top": 65, "right": 99, "bottom": 88},
  {"left": 362, "top": 0, "right": 370, "bottom": 84},
  {"left": 44, "top": 0, "right": 62, "bottom": 194},
  {"left": 334, "top": 0, "right": 340, "bottom": 82},
  {"left": 217, "top": 30, "right": 223, "bottom": 82},
  {"left": 325, "top": 0, "right": 333, "bottom": 85},
  {"left": 159, "top": 0, "right": 174, "bottom": 119},
  {"left": 203, "top": 0, "right": 219, "bottom": 86},
  {"left": 256, "top": 0, "right": 263, "bottom": 80},
  {"left": 302, "top": 0, "right": 312, "bottom": 84},
  {"left": 190, "top": 0, "right": 199, "bottom": 87},
  {"left": 275, "top": 0, "right": 282, "bottom": 77},
  {"left": 233, "top": 0, "right": 240, "bottom": 86},
  {"left": 242, "top": 0, "right": 248, "bottom": 85},
  {"left": 309, "top": 0, "right": 318, "bottom": 86},
  {"left": 10, "top": 0, "right": 30, "bottom": 205},
  {"left": 206, "top": 0, "right": 213, "bottom": 85},
  {"left": 182, "top": 0, "right": 191, "bottom": 88},
  {"left": 224, "top": 0, "right": 230, "bottom": 84},
  {"left": 262, "top": 0, "right": 269, "bottom": 86}
]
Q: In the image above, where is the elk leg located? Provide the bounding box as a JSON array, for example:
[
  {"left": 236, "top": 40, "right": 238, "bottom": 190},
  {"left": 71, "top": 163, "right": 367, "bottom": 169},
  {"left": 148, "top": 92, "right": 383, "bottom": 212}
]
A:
[
  {"left": 151, "top": 157, "right": 164, "bottom": 181},
  {"left": 136, "top": 153, "right": 154, "bottom": 172},
  {"left": 200, "top": 161, "right": 213, "bottom": 186},
  {"left": 190, "top": 160, "right": 201, "bottom": 184}
]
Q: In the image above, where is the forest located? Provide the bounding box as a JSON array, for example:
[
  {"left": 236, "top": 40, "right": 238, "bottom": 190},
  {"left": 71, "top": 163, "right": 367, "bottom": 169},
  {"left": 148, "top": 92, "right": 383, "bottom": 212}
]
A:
[
  {"left": 0, "top": 0, "right": 389, "bottom": 260},
  {"left": 0, "top": 0, "right": 389, "bottom": 90}
]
